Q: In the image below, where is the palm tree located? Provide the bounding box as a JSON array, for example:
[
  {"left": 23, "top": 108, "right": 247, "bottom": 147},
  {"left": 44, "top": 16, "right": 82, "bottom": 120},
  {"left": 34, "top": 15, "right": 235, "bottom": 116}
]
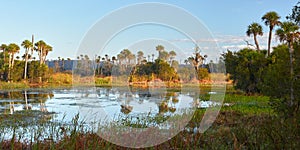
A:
[
  {"left": 184, "top": 59, "right": 188, "bottom": 65},
  {"left": 156, "top": 45, "right": 164, "bottom": 59},
  {"left": 246, "top": 22, "right": 263, "bottom": 51},
  {"left": 104, "top": 54, "right": 109, "bottom": 61},
  {"left": 7, "top": 43, "right": 20, "bottom": 81},
  {"left": 120, "top": 49, "right": 135, "bottom": 65},
  {"left": 151, "top": 54, "right": 155, "bottom": 62},
  {"left": 117, "top": 53, "right": 124, "bottom": 65},
  {"left": 147, "top": 55, "right": 150, "bottom": 62},
  {"left": 137, "top": 51, "right": 144, "bottom": 64},
  {"left": 169, "top": 50, "right": 176, "bottom": 65},
  {"left": 35, "top": 40, "right": 52, "bottom": 65},
  {"left": 128, "top": 53, "right": 136, "bottom": 65},
  {"left": 276, "top": 21, "right": 300, "bottom": 108},
  {"left": 111, "top": 56, "right": 117, "bottom": 64},
  {"left": 262, "top": 11, "right": 281, "bottom": 56},
  {"left": 43, "top": 44, "right": 52, "bottom": 63},
  {"left": 7, "top": 43, "right": 20, "bottom": 68},
  {"left": 35, "top": 40, "right": 46, "bottom": 64},
  {"left": 21, "top": 40, "right": 33, "bottom": 80},
  {"left": 61, "top": 58, "right": 65, "bottom": 72},
  {"left": 0, "top": 44, "right": 7, "bottom": 62}
]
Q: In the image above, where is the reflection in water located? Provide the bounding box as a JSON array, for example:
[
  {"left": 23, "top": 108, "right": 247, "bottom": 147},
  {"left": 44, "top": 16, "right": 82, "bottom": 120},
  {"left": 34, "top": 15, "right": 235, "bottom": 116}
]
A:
[
  {"left": 9, "top": 101, "right": 14, "bottom": 114},
  {"left": 0, "top": 90, "right": 53, "bottom": 115},
  {"left": 40, "top": 100, "right": 47, "bottom": 112},
  {"left": 0, "top": 87, "right": 210, "bottom": 123}
]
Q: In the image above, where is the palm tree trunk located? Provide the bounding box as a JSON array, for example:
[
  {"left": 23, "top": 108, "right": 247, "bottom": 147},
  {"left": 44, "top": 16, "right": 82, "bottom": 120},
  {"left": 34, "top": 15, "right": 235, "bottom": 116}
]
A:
[
  {"left": 8, "top": 54, "right": 12, "bottom": 82},
  {"left": 288, "top": 42, "right": 295, "bottom": 108},
  {"left": 267, "top": 28, "right": 272, "bottom": 56},
  {"left": 254, "top": 35, "right": 260, "bottom": 52},
  {"left": 24, "top": 49, "right": 29, "bottom": 79},
  {"left": 39, "top": 50, "right": 43, "bottom": 65},
  {"left": 24, "top": 90, "right": 28, "bottom": 110},
  {"left": 11, "top": 54, "right": 15, "bottom": 68}
]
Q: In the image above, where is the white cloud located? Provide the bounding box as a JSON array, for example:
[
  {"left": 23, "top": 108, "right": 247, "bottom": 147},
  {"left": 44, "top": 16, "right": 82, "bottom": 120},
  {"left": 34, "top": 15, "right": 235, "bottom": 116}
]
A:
[{"left": 170, "top": 33, "right": 280, "bottom": 52}]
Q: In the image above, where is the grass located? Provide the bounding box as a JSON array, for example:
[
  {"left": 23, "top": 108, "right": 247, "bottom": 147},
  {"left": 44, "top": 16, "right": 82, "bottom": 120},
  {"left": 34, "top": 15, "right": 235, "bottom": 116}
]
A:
[
  {"left": 0, "top": 87, "right": 299, "bottom": 149},
  {"left": 0, "top": 82, "right": 29, "bottom": 90}
]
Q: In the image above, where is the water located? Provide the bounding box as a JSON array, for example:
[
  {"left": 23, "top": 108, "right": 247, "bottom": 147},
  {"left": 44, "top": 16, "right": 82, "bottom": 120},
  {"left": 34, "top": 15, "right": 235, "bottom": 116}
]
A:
[
  {"left": 0, "top": 87, "right": 229, "bottom": 142},
  {"left": 0, "top": 87, "right": 214, "bottom": 123}
]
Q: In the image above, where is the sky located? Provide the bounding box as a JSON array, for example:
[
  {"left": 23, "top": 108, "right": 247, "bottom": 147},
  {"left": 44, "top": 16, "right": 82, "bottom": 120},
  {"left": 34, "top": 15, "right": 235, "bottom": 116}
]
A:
[{"left": 0, "top": 0, "right": 298, "bottom": 62}]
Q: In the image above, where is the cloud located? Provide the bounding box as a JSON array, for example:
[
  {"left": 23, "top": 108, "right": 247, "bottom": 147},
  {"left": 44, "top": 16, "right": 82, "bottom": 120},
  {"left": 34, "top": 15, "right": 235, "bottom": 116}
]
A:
[{"left": 170, "top": 33, "right": 280, "bottom": 52}]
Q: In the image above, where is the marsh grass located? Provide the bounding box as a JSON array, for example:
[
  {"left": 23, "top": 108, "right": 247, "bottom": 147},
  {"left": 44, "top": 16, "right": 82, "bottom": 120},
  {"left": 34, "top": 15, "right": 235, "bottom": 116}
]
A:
[{"left": 0, "top": 82, "right": 29, "bottom": 90}]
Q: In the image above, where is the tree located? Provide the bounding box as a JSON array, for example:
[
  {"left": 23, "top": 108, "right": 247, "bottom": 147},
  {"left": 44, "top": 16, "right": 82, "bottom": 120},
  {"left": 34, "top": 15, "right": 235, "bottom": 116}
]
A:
[
  {"left": 147, "top": 55, "right": 150, "bottom": 62},
  {"left": 0, "top": 44, "right": 7, "bottom": 62},
  {"left": 222, "top": 48, "right": 269, "bottom": 94},
  {"left": 159, "top": 51, "right": 169, "bottom": 61},
  {"left": 35, "top": 40, "right": 46, "bottom": 64},
  {"left": 111, "top": 56, "right": 117, "bottom": 64},
  {"left": 156, "top": 45, "right": 164, "bottom": 59},
  {"left": 7, "top": 43, "right": 20, "bottom": 81},
  {"left": 120, "top": 49, "right": 133, "bottom": 65},
  {"left": 262, "top": 11, "right": 281, "bottom": 56},
  {"left": 169, "top": 50, "right": 176, "bottom": 65},
  {"left": 151, "top": 54, "right": 155, "bottom": 62},
  {"left": 246, "top": 22, "right": 263, "bottom": 52},
  {"left": 287, "top": 2, "right": 300, "bottom": 25},
  {"left": 188, "top": 45, "right": 207, "bottom": 74},
  {"left": 35, "top": 40, "right": 52, "bottom": 65},
  {"left": 21, "top": 40, "right": 33, "bottom": 79},
  {"left": 276, "top": 21, "right": 300, "bottom": 108},
  {"left": 137, "top": 51, "right": 144, "bottom": 64},
  {"left": 261, "top": 44, "right": 299, "bottom": 116}
]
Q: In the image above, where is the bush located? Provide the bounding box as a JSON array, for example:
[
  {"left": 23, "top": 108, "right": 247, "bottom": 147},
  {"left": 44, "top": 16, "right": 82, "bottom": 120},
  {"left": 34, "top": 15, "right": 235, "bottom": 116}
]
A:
[
  {"left": 28, "top": 61, "right": 50, "bottom": 83},
  {"left": 222, "top": 48, "right": 269, "bottom": 94},
  {"left": 95, "top": 77, "right": 111, "bottom": 85},
  {"left": 198, "top": 68, "right": 210, "bottom": 80},
  {"left": 48, "top": 73, "right": 72, "bottom": 85}
]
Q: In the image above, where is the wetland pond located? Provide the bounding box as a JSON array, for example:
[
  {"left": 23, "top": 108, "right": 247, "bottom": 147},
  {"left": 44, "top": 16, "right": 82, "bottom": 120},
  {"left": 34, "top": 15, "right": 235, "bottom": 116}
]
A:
[{"left": 0, "top": 86, "right": 226, "bottom": 141}]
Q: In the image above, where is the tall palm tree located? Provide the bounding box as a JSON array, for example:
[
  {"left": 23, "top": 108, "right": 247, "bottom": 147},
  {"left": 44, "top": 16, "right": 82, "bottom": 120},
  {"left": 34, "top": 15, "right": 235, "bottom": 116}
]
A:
[
  {"left": 35, "top": 40, "right": 52, "bottom": 65},
  {"left": 147, "top": 55, "right": 150, "bottom": 62},
  {"left": 151, "top": 54, "right": 155, "bottom": 62},
  {"left": 156, "top": 45, "right": 164, "bottom": 59},
  {"left": 35, "top": 40, "right": 46, "bottom": 65},
  {"left": 276, "top": 21, "right": 299, "bottom": 108},
  {"left": 117, "top": 53, "right": 124, "bottom": 65},
  {"left": 262, "top": 11, "right": 281, "bottom": 56},
  {"left": 169, "top": 50, "right": 176, "bottom": 65},
  {"left": 246, "top": 22, "right": 263, "bottom": 51},
  {"left": 137, "top": 51, "right": 144, "bottom": 64},
  {"left": 7, "top": 43, "right": 20, "bottom": 81},
  {"left": 120, "top": 49, "right": 134, "bottom": 65},
  {"left": 0, "top": 44, "right": 7, "bottom": 62},
  {"left": 111, "top": 56, "right": 117, "bottom": 64},
  {"left": 43, "top": 44, "right": 52, "bottom": 63},
  {"left": 21, "top": 40, "right": 33, "bottom": 80}
]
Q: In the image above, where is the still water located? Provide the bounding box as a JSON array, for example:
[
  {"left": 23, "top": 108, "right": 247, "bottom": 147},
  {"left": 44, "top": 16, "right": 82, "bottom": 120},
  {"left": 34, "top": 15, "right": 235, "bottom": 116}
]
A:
[{"left": 0, "top": 87, "right": 213, "bottom": 123}]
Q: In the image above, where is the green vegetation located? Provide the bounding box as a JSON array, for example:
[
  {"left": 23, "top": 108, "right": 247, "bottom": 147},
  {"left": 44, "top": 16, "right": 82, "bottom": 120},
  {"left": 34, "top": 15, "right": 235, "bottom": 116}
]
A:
[{"left": 223, "top": 4, "right": 300, "bottom": 117}]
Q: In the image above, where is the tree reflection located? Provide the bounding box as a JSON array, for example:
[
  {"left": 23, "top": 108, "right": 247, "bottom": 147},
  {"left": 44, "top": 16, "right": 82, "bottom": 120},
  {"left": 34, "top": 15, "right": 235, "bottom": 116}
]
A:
[
  {"left": 94, "top": 87, "right": 186, "bottom": 115},
  {"left": 0, "top": 90, "right": 53, "bottom": 115}
]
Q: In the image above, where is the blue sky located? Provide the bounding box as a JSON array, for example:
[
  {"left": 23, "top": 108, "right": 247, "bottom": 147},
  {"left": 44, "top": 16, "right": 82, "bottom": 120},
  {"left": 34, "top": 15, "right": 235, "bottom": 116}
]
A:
[{"left": 0, "top": 0, "right": 298, "bottom": 61}]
